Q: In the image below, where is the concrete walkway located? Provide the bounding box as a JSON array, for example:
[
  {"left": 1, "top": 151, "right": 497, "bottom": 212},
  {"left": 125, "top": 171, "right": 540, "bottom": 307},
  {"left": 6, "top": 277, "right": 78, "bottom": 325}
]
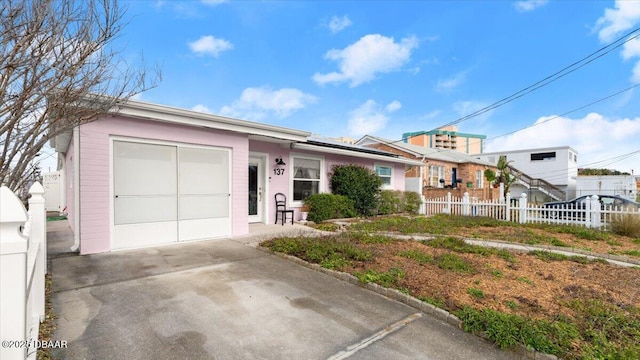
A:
[{"left": 47, "top": 221, "right": 517, "bottom": 360}]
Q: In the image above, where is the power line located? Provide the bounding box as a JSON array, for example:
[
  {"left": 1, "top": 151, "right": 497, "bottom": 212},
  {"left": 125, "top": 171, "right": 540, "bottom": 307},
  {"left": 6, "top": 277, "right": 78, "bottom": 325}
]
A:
[
  {"left": 436, "top": 26, "right": 640, "bottom": 130},
  {"left": 384, "top": 25, "right": 640, "bottom": 148},
  {"left": 485, "top": 83, "right": 640, "bottom": 142}
]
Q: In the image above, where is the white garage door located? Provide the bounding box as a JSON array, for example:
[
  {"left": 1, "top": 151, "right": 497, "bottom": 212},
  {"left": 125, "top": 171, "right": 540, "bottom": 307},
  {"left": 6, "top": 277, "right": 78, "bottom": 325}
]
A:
[{"left": 113, "top": 140, "right": 230, "bottom": 250}]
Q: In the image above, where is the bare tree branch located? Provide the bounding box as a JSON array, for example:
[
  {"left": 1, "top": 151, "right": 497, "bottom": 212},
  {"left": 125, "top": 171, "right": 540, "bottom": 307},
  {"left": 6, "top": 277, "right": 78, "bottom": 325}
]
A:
[{"left": 0, "top": 0, "right": 160, "bottom": 194}]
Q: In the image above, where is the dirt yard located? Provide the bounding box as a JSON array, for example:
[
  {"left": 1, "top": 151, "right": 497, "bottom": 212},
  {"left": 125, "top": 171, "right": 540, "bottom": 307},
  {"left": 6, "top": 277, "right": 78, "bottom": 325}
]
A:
[{"left": 265, "top": 216, "right": 640, "bottom": 359}]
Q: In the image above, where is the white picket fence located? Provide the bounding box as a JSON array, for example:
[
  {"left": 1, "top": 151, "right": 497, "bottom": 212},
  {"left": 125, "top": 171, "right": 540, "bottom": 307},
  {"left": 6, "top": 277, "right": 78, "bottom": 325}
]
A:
[
  {"left": 0, "top": 183, "right": 47, "bottom": 360},
  {"left": 422, "top": 192, "right": 640, "bottom": 229}
]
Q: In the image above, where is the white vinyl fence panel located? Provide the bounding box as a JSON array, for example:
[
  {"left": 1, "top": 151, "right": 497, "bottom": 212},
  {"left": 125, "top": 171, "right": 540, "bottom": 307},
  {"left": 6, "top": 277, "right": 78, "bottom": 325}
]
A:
[
  {"left": 422, "top": 192, "right": 639, "bottom": 229},
  {"left": 1, "top": 183, "right": 47, "bottom": 360}
]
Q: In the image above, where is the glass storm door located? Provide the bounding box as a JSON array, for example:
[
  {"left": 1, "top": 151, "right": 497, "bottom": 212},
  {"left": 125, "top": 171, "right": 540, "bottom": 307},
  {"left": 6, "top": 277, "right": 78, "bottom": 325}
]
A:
[{"left": 248, "top": 157, "right": 263, "bottom": 223}]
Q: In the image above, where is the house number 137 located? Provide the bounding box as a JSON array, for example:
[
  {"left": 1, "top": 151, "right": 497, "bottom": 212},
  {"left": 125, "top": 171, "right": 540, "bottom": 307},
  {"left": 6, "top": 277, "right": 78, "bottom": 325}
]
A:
[{"left": 273, "top": 168, "right": 285, "bottom": 176}]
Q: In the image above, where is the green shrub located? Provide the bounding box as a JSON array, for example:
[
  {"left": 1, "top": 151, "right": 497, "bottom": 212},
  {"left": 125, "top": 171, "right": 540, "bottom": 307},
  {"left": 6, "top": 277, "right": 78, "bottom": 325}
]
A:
[
  {"left": 403, "top": 191, "right": 422, "bottom": 214},
  {"left": 377, "top": 190, "right": 422, "bottom": 215},
  {"left": 378, "top": 190, "right": 403, "bottom": 215},
  {"left": 305, "top": 193, "right": 356, "bottom": 223},
  {"left": 609, "top": 213, "right": 640, "bottom": 238},
  {"left": 330, "top": 164, "right": 382, "bottom": 216}
]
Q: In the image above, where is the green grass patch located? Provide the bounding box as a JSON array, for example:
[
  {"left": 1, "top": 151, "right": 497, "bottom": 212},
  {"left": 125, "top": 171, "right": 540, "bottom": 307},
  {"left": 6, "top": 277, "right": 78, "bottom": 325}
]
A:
[
  {"left": 397, "top": 249, "right": 433, "bottom": 265},
  {"left": 355, "top": 267, "right": 405, "bottom": 287},
  {"left": 418, "top": 296, "right": 445, "bottom": 308},
  {"left": 504, "top": 300, "right": 519, "bottom": 309},
  {"left": 457, "top": 306, "right": 580, "bottom": 357},
  {"left": 545, "top": 225, "right": 610, "bottom": 241},
  {"left": 621, "top": 250, "right": 640, "bottom": 257},
  {"left": 550, "top": 238, "right": 568, "bottom": 247},
  {"left": 490, "top": 269, "right": 504, "bottom": 278},
  {"left": 435, "top": 253, "right": 476, "bottom": 273},
  {"left": 529, "top": 250, "right": 608, "bottom": 265},
  {"left": 467, "top": 287, "right": 485, "bottom": 299},
  {"left": 349, "top": 232, "right": 398, "bottom": 244},
  {"left": 564, "top": 299, "right": 640, "bottom": 359},
  {"left": 262, "top": 236, "right": 371, "bottom": 269},
  {"left": 311, "top": 223, "right": 340, "bottom": 232},
  {"left": 516, "top": 276, "right": 533, "bottom": 285},
  {"left": 425, "top": 237, "right": 516, "bottom": 263}
]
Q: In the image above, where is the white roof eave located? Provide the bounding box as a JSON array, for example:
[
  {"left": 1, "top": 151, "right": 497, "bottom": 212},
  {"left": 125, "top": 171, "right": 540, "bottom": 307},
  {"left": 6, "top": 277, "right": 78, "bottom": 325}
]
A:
[
  {"left": 116, "top": 100, "right": 311, "bottom": 142},
  {"left": 292, "top": 143, "right": 424, "bottom": 166}
]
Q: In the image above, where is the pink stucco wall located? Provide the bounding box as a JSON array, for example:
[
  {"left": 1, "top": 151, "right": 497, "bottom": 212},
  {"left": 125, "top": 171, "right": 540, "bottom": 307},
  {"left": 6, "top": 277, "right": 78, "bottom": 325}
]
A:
[{"left": 77, "top": 116, "right": 249, "bottom": 254}]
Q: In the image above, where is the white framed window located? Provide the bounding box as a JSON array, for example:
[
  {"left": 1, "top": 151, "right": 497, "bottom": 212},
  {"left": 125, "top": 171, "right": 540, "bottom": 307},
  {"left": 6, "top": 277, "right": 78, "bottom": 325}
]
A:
[
  {"left": 291, "top": 154, "right": 323, "bottom": 203},
  {"left": 375, "top": 164, "right": 393, "bottom": 189},
  {"left": 429, "top": 165, "right": 445, "bottom": 187},
  {"left": 475, "top": 170, "right": 483, "bottom": 189}
]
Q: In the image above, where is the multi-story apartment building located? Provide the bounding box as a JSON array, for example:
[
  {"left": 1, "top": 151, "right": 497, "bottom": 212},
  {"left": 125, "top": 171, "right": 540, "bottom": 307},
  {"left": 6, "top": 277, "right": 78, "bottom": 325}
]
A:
[
  {"left": 402, "top": 125, "right": 486, "bottom": 155},
  {"left": 475, "top": 146, "right": 579, "bottom": 202}
]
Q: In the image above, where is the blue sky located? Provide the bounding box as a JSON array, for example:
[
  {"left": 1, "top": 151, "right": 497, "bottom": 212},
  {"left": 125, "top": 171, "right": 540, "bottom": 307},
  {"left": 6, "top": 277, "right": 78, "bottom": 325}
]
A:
[{"left": 43, "top": 0, "right": 640, "bottom": 175}]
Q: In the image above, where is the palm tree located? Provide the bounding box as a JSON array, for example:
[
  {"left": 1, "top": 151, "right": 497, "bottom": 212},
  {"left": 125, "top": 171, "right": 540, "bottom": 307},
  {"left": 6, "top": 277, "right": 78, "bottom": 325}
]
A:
[{"left": 496, "top": 156, "right": 519, "bottom": 196}]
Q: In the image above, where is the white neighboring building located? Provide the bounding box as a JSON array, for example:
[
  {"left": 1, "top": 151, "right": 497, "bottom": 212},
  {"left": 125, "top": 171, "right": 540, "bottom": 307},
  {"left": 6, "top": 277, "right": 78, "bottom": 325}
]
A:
[
  {"left": 475, "top": 146, "right": 578, "bottom": 202},
  {"left": 575, "top": 175, "right": 638, "bottom": 201}
]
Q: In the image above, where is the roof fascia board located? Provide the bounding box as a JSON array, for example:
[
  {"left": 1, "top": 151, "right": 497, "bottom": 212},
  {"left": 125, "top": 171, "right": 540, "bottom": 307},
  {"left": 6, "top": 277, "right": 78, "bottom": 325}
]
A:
[
  {"left": 358, "top": 136, "right": 423, "bottom": 158},
  {"left": 292, "top": 142, "right": 424, "bottom": 166},
  {"left": 116, "top": 100, "right": 310, "bottom": 142}
]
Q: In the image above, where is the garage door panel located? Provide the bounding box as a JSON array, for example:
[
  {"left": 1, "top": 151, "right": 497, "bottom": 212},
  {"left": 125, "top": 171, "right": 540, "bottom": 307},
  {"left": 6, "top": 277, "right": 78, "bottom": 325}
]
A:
[
  {"left": 113, "top": 221, "right": 178, "bottom": 249},
  {"left": 113, "top": 140, "right": 231, "bottom": 250},
  {"left": 114, "top": 196, "right": 178, "bottom": 225},
  {"left": 179, "top": 147, "right": 229, "bottom": 194},
  {"left": 114, "top": 142, "right": 177, "bottom": 196},
  {"left": 179, "top": 194, "right": 229, "bottom": 220},
  {"left": 178, "top": 218, "right": 228, "bottom": 242}
]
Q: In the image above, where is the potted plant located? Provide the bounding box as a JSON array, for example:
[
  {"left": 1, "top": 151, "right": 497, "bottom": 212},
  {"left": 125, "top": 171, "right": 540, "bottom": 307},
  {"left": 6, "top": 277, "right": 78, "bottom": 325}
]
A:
[{"left": 300, "top": 203, "right": 310, "bottom": 222}]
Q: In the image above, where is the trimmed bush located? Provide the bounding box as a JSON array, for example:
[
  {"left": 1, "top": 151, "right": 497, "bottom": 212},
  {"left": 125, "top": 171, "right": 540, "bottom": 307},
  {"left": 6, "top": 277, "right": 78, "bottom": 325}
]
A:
[
  {"left": 403, "top": 191, "right": 422, "bottom": 214},
  {"left": 304, "top": 193, "right": 356, "bottom": 223},
  {"left": 378, "top": 190, "right": 422, "bottom": 215},
  {"left": 330, "top": 164, "right": 382, "bottom": 216},
  {"left": 378, "top": 190, "right": 403, "bottom": 215}
]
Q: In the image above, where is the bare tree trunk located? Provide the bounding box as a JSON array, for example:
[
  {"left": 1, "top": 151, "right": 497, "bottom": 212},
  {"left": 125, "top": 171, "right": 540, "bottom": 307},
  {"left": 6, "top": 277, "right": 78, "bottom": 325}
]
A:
[{"left": 0, "top": 0, "right": 160, "bottom": 195}]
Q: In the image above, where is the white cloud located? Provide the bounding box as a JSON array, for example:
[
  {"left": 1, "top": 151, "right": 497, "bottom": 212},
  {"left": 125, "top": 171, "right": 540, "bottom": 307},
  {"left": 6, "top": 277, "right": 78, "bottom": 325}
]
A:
[
  {"left": 514, "top": 0, "right": 549, "bottom": 12},
  {"left": 313, "top": 34, "right": 419, "bottom": 87},
  {"left": 595, "top": 1, "right": 640, "bottom": 43},
  {"left": 595, "top": 1, "right": 640, "bottom": 83},
  {"left": 328, "top": 15, "right": 352, "bottom": 34},
  {"left": 485, "top": 113, "right": 640, "bottom": 174},
  {"left": 622, "top": 37, "right": 640, "bottom": 60},
  {"left": 633, "top": 61, "right": 640, "bottom": 83},
  {"left": 188, "top": 35, "right": 233, "bottom": 57},
  {"left": 436, "top": 72, "right": 466, "bottom": 92},
  {"left": 385, "top": 100, "right": 402, "bottom": 113},
  {"left": 348, "top": 99, "right": 401, "bottom": 136},
  {"left": 191, "top": 104, "right": 213, "bottom": 113},
  {"left": 219, "top": 87, "right": 317, "bottom": 121}
]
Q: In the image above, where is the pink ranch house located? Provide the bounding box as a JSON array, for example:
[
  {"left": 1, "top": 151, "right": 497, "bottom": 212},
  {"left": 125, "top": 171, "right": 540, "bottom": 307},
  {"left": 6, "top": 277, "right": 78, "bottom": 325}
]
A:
[{"left": 50, "top": 99, "right": 423, "bottom": 254}]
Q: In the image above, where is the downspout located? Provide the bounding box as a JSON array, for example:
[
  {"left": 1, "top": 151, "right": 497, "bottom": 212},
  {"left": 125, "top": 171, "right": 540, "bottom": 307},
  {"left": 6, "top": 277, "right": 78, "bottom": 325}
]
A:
[{"left": 71, "top": 127, "right": 80, "bottom": 252}]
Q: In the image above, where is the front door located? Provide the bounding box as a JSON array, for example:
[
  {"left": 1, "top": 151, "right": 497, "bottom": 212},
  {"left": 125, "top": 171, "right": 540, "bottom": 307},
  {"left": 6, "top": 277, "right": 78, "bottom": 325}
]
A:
[{"left": 248, "top": 156, "right": 264, "bottom": 223}]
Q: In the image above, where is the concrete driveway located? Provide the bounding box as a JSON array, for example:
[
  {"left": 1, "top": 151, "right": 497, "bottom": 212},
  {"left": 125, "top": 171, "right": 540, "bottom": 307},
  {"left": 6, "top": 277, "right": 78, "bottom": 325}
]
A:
[{"left": 48, "top": 221, "right": 517, "bottom": 359}]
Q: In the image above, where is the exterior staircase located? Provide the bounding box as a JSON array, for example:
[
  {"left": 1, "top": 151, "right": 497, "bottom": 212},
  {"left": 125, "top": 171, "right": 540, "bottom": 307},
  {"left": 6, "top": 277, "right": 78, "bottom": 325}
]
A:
[{"left": 507, "top": 165, "right": 566, "bottom": 201}]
